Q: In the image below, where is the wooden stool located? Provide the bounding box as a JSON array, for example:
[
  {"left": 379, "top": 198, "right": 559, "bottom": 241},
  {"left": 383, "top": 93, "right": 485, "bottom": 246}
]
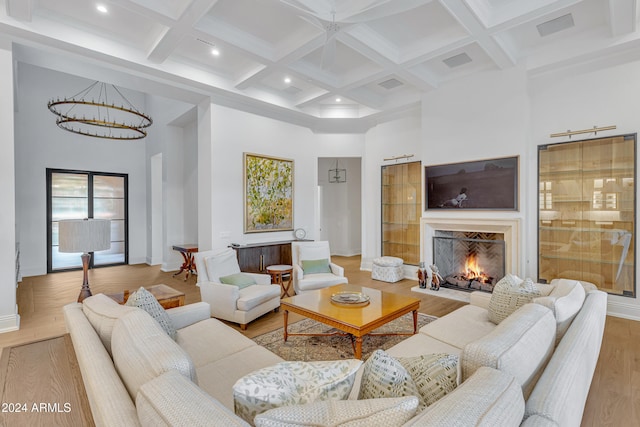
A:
[{"left": 267, "top": 264, "right": 294, "bottom": 298}]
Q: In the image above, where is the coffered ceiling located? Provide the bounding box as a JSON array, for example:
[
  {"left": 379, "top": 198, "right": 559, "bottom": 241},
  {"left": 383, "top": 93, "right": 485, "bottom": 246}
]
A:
[{"left": 1, "top": 0, "right": 639, "bottom": 130}]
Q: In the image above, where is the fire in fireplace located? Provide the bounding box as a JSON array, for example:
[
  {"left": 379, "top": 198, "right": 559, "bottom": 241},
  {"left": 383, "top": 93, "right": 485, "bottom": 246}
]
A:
[{"left": 433, "top": 231, "right": 505, "bottom": 292}]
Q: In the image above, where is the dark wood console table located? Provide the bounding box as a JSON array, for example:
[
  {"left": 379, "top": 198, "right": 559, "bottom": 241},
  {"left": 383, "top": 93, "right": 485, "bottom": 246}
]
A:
[
  {"left": 172, "top": 244, "right": 198, "bottom": 281},
  {"left": 233, "top": 240, "right": 309, "bottom": 273}
]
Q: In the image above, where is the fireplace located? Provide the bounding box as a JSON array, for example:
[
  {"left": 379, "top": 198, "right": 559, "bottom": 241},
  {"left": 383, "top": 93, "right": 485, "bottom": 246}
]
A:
[
  {"left": 421, "top": 217, "right": 521, "bottom": 292},
  {"left": 433, "top": 231, "right": 505, "bottom": 292}
]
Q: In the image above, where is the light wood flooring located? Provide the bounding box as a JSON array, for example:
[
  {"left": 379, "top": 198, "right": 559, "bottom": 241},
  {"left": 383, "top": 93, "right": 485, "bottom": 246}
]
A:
[{"left": 0, "top": 256, "right": 637, "bottom": 426}]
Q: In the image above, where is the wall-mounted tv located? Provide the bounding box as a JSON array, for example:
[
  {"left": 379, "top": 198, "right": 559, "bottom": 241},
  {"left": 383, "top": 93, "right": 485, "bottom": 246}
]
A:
[{"left": 425, "top": 156, "right": 518, "bottom": 210}]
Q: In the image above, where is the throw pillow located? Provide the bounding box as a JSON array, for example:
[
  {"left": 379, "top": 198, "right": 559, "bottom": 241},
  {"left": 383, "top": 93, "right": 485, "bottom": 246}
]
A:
[
  {"left": 397, "top": 353, "right": 459, "bottom": 410},
  {"left": 301, "top": 258, "right": 331, "bottom": 274},
  {"left": 125, "top": 287, "right": 177, "bottom": 340},
  {"left": 233, "top": 359, "right": 362, "bottom": 424},
  {"left": 488, "top": 275, "right": 541, "bottom": 324},
  {"left": 359, "top": 350, "right": 459, "bottom": 412},
  {"left": 533, "top": 278, "right": 585, "bottom": 345},
  {"left": 254, "top": 396, "right": 419, "bottom": 427},
  {"left": 358, "top": 350, "right": 420, "bottom": 402},
  {"left": 219, "top": 272, "right": 256, "bottom": 289}
]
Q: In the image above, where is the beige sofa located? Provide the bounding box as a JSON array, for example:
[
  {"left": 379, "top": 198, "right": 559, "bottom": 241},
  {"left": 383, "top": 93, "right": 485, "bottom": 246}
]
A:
[{"left": 64, "top": 281, "right": 606, "bottom": 426}]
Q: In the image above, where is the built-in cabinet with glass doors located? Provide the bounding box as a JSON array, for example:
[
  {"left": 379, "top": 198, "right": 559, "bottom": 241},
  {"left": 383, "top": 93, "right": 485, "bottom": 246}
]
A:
[
  {"left": 538, "top": 134, "right": 635, "bottom": 297},
  {"left": 382, "top": 161, "right": 421, "bottom": 265}
]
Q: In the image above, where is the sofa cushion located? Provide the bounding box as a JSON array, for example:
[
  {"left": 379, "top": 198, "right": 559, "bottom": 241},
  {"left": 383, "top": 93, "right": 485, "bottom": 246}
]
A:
[
  {"left": 176, "top": 317, "right": 258, "bottom": 367},
  {"left": 197, "top": 345, "right": 284, "bottom": 410},
  {"left": 296, "top": 274, "right": 348, "bottom": 292},
  {"left": 254, "top": 396, "right": 419, "bottom": 427},
  {"left": 488, "top": 275, "right": 541, "bottom": 324},
  {"left": 233, "top": 359, "right": 362, "bottom": 424},
  {"left": 81, "top": 293, "right": 137, "bottom": 355},
  {"left": 534, "top": 278, "right": 585, "bottom": 345},
  {"left": 136, "top": 370, "right": 250, "bottom": 427},
  {"left": 460, "top": 303, "right": 556, "bottom": 399},
  {"left": 125, "top": 287, "right": 177, "bottom": 339},
  {"left": 524, "top": 291, "right": 607, "bottom": 427},
  {"left": 220, "top": 272, "right": 256, "bottom": 289},
  {"left": 296, "top": 243, "right": 330, "bottom": 267},
  {"left": 204, "top": 248, "right": 240, "bottom": 281},
  {"left": 237, "top": 285, "right": 281, "bottom": 311},
  {"left": 420, "top": 304, "right": 496, "bottom": 349},
  {"left": 112, "top": 310, "right": 197, "bottom": 400},
  {"left": 404, "top": 367, "right": 525, "bottom": 427}
]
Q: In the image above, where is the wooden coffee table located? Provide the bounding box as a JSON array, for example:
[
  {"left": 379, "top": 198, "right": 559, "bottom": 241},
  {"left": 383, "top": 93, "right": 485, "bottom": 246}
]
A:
[
  {"left": 281, "top": 284, "right": 420, "bottom": 359},
  {"left": 107, "top": 284, "right": 185, "bottom": 309}
]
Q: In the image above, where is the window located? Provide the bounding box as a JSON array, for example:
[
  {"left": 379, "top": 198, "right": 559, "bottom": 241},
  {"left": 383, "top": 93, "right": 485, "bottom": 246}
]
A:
[{"left": 47, "top": 169, "right": 128, "bottom": 272}]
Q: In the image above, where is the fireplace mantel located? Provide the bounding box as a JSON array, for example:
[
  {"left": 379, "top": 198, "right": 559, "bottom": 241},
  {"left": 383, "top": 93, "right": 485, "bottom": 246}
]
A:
[{"left": 421, "top": 217, "right": 521, "bottom": 277}]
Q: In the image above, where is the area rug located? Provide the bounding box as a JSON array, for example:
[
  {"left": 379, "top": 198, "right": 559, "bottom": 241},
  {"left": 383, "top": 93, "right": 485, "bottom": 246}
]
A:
[
  {"left": 411, "top": 286, "right": 471, "bottom": 303},
  {"left": 253, "top": 313, "right": 436, "bottom": 361}
]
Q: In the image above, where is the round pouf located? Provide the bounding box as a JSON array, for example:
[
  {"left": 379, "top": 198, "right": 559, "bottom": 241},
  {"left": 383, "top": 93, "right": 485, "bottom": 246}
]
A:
[{"left": 372, "top": 256, "right": 404, "bottom": 283}]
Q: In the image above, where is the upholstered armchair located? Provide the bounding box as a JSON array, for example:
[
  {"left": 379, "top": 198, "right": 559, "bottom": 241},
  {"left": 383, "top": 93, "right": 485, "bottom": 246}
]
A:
[
  {"left": 194, "top": 248, "right": 281, "bottom": 330},
  {"left": 291, "top": 241, "right": 348, "bottom": 294}
]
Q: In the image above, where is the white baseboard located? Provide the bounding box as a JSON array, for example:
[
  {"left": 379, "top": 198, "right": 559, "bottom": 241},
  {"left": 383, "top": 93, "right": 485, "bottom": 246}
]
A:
[
  {"left": 607, "top": 299, "right": 640, "bottom": 321},
  {"left": 0, "top": 313, "right": 20, "bottom": 333},
  {"left": 161, "top": 262, "right": 181, "bottom": 273}
]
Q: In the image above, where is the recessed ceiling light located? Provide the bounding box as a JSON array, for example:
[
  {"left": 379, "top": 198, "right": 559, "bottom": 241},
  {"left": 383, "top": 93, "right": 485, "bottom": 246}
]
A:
[
  {"left": 335, "top": 97, "right": 341, "bottom": 102},
  {"left": 211, "top": 48, "right": 220, "bottom": 57},
  {"left": 284, "top": 77, "right": 291, "bottom": 84},
  {"left": 96, "top": 4, "right": 108, "bottom": 13}
]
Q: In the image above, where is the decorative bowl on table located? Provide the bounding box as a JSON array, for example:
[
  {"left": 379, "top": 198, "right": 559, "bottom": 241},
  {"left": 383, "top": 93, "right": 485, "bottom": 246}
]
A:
[{"left": 330, "top": 291, "right": 370, "bottom": 307}]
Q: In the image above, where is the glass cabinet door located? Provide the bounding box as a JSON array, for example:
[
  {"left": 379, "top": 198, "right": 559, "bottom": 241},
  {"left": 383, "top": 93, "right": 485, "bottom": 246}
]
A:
[
  {"left": 538, "top": 134, "right": 635, "bottom": 297},
  {"left": 382, "top": 161, "right": 422, "bottom": 265}
]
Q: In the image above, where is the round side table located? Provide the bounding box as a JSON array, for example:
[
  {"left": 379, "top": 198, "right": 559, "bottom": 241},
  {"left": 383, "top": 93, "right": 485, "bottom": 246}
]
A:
[{"left": 266, "top": 264, "right": 294, "bottom": 298}]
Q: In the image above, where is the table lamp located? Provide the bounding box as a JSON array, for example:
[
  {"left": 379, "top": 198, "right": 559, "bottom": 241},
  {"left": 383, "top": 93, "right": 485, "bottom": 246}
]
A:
[{"left": 58, "top": 218, "right": 111, "bottom": 302}]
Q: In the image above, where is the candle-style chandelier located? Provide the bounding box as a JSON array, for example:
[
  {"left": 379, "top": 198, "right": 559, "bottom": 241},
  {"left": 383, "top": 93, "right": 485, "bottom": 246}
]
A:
[{"left": 47, "top": 81, "right": 152, "bottom": 140}]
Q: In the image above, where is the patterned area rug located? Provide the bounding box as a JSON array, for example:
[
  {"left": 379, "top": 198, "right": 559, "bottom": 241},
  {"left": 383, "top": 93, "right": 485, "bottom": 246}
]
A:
[{"left": 253, "top": 313, "right": 437, "bottom": 361}]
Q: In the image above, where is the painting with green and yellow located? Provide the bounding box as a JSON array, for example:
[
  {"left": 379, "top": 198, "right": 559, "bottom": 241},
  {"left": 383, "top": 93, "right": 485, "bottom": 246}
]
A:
[{"left": 244, "top": 153, "right": 293, "bottom": 232}]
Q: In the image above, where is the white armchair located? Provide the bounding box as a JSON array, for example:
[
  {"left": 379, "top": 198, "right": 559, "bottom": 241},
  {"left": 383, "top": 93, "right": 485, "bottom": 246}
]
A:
[
  {"left": 291, "top": 241, "right": 348, "bottom": 294},
  {"left": 194, "top": 248, "right": 281, "bottom": 330}
]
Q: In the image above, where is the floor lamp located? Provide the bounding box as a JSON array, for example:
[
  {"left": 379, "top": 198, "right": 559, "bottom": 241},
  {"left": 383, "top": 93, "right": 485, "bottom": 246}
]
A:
[{"left": 58, "top": 219, "right": 111, "bottom": 303}]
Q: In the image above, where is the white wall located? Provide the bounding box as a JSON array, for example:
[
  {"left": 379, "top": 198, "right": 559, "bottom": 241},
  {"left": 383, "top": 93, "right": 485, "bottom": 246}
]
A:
[
  {"left": 14, "top": 63, "right": 149, "bottom": 276},
  {"left": 362, "top": 111, "right": 423, "bottom": 269},
  {"left": 0, "top": 39, "right": 18, "bottom": 332},
  {"left": 318, "top": 157, "right": 361, "bottom": 256},
  {"left": 204, "top": 104, "right": 365, "bottom": 252},
  {"left": 421, "top": 67, "right": 530, "bottom": 276},
  {"left": 530, "top": 60, "right": 640, "bottom": 320}
]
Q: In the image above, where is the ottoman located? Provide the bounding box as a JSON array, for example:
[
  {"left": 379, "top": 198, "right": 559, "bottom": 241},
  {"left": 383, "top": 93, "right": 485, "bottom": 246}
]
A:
[{"left": 372, "top": 256, "right": 404, "bottom": 283}]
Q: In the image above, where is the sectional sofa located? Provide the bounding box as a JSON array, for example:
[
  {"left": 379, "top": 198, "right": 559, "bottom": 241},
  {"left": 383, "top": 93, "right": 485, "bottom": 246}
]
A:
[{"left": 64, "top": 279, "right": 606, "bottom": 426}]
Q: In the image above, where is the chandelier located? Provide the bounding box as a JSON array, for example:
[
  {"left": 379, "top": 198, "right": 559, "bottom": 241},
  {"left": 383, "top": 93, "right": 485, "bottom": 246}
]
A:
[
  {"left": 47, "top": 81, "right": 152, "bottom": 140},
  {"left": 328, "top": 158, "right": 346, "bottom": 183}
]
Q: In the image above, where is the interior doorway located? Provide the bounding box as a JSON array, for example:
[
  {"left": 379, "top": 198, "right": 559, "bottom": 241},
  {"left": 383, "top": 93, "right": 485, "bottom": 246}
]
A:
[{"left": 317, "top": 157, "right": 362, "bottom": 256}]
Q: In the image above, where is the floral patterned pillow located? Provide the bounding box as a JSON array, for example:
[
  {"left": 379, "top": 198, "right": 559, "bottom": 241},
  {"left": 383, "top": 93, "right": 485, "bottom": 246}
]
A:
[{"left": 233, "top": 359, "right": 362, "bottom": 424}]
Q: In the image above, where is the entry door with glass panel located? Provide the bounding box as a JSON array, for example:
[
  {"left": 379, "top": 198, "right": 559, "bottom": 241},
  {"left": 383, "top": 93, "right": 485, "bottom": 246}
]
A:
[{"left": 47, "top": 169, "right": 128, "bottom": 272}]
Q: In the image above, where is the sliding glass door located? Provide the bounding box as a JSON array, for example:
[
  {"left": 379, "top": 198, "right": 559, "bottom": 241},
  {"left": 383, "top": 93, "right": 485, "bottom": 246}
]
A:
[{"left": 47, "top": 169, "right": 128, "bottom": 272}]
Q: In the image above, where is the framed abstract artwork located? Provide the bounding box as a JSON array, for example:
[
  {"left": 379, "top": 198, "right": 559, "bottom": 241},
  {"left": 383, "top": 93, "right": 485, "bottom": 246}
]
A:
[
  {"left": 425, "top": 156, "right": 519, "bottom": 210},
  {"left": 244, "top": 153, "right": 294, "bottom": 233}
]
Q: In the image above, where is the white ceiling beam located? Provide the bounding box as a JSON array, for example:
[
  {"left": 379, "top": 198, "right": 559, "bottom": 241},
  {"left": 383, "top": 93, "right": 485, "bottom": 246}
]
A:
[
  {"left": 6, "top": 0, "right": 33, "bottom": 22},
  {"left": 147, "top": 0, "right": 221, "bottom": 64},
  {"left": 607, "top": 0, "right": 638, "bottom": 36},
  {"left": 194, "top": 16, "right": 275, "bottom": 62},
  {"left": 396, "top": 66, "right": 438, "bottom": 91},
  {"left": 439, "top": 0, "right": 515, "bottom": 69}
]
